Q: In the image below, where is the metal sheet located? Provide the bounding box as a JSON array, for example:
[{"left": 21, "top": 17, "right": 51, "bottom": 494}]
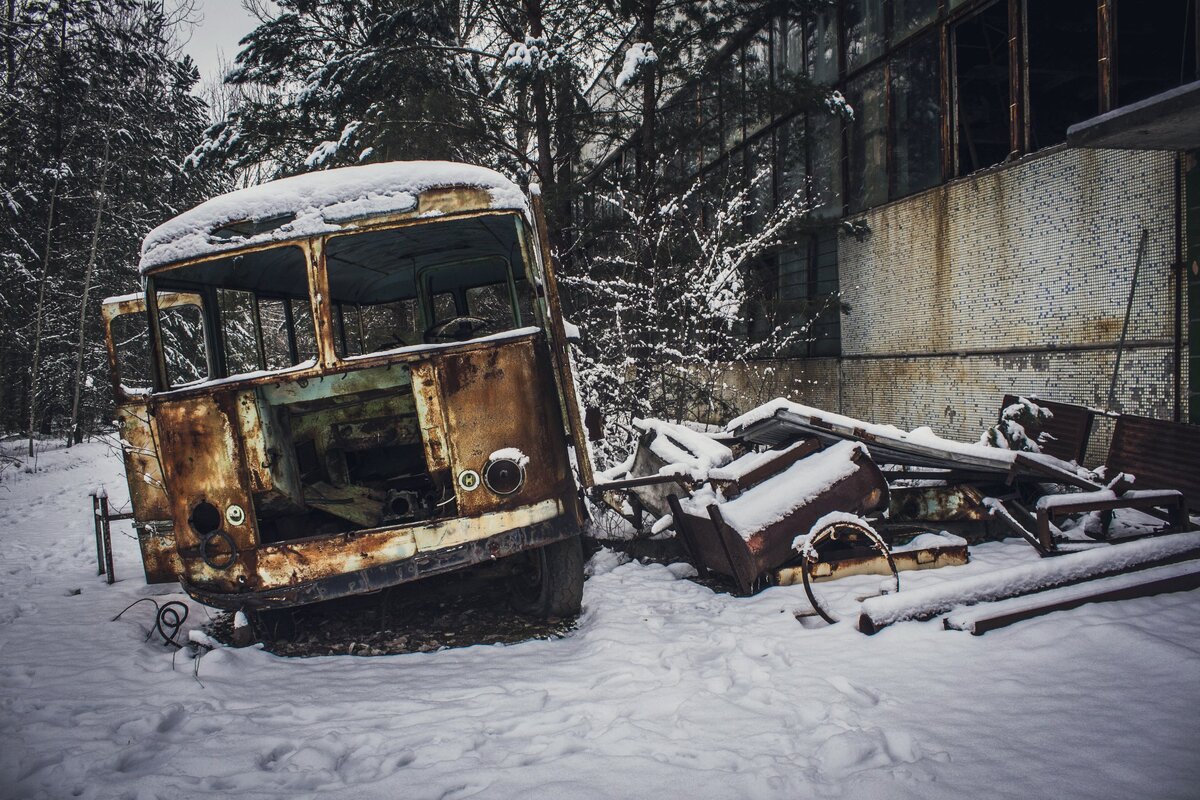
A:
[
  {"left": 433, "top": 336, "right": 577, "bottom": 519},
  {"left": 675, "top": 446, "right": 890, "bottom": 592},
  {"left": 152, "top": 391, "right": 260, "bottom": 590},
  {"left": 1107, "top": 414, "right": 1200, "bottom": 511}
]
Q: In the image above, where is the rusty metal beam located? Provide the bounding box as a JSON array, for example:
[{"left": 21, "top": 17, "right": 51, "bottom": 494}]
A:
[
  {"left": 529, "top": 190, "right": 595, "bottom": 490},
  {"left": 775, "top": 543, "right": 969, "bottom": 585},
  {"left": 1097, "top": 0, "right": 1114, "bottom": 112},
  {"left": 945, "top": 559, "right": 1200, "bottom": 634}
]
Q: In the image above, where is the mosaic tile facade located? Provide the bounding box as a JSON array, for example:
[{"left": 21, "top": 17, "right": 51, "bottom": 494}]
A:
[{"left": 727, "top": 146, "right": 1190, "bottom": 469}]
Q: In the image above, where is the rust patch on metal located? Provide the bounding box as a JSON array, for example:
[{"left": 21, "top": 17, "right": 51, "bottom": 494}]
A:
[
  {"left": 675, "top": 447, "right": 891, "bottom": 593},
  {"left": 435, "top": 337, "right": 575, "bottom": 518},
  {"left": 152, "top": 391, "right": 260, "bottom": 591},
  {"left": 417, "top": 186, "right": 493, "bottom": 216},
  {"left": 137, "top": 523, "right": 184, "bottom": 583},
  {"left": 775, "top": 544, "right": 969, "bottom": 585},
  {"left": 888, "top": 484, "right": 991, "bottom": 522}
]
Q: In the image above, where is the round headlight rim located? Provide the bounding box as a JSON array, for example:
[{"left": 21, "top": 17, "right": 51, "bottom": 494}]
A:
[{"left": 483, "top": 457, "right": 526, "bottom": 496}]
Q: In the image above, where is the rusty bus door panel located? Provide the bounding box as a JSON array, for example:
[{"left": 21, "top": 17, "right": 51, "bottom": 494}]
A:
[
  {"left": 101, "top": 292, "right": 200, "bottom": 582},
  {"left": 528, "top": 191, "right": 595, "bottom": 489}
]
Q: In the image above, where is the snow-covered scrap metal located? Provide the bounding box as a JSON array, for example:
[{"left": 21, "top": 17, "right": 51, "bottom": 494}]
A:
[{"left": 670, "top": 440, "right": 891, "bottom": 594}]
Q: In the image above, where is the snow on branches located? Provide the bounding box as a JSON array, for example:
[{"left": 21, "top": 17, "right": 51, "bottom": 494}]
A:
[
  {"left": 564, "top": 166, "right": 820, "bottom": 462},
  {"left": 616, "top": 42, "right": 658, "bottom": 88}
]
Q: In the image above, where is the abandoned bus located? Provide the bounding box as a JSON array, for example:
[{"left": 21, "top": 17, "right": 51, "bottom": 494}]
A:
[{"left": 101, "top": 162, "right": 594, "bottom": 619}]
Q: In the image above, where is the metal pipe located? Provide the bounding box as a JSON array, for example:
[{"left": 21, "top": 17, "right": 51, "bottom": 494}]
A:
[
  {"left": 1107, "top": 228, "right": 1149, "bottom": 411},
  {"left": 836, "top": 337, "right": 1174, "bottom": 362},
  {"left": 1175, "top": 153, "right": 1184, "bottom": 422}
]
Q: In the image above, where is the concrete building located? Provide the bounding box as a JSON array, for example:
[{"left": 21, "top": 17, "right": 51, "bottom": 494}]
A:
[{"left": 588, "top": 0, "right": 1199, "bottom": 460}]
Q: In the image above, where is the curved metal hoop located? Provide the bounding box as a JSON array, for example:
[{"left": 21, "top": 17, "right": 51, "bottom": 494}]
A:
[{"left": 800, "top": 520, "right": 898, "bottom": 625}]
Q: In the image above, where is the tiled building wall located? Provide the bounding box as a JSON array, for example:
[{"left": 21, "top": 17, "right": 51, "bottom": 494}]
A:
[{"left": 726, "top": 146, "right": 1189, "bottom": 468}]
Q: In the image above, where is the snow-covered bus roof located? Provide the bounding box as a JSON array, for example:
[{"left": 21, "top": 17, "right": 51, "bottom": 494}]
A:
[{"left": 139, "top": 161, "right": 528, "bottom": 274}]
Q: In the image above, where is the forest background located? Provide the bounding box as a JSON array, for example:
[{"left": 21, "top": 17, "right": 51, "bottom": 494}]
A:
[{"left": 0, "top": 0, "right": 836, "bottom": 459}]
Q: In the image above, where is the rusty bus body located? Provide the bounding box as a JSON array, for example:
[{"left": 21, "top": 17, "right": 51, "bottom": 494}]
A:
[{"left": 101, "top": 162, "right": 592, "bottom": 617}]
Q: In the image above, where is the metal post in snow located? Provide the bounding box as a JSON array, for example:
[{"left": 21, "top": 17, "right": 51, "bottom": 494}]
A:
[
  {"left": 91, "top": 492, "right": 105, "bottom": 575},
  {"left": 1107, "top": 228, "right": 1149, "bottom": 412},
  {"left": 99, "top": 492, "right": 115, "bottom": 585}
]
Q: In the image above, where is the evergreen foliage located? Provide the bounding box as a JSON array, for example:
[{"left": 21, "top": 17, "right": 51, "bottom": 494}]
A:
[{"left": 0, "top": 0, "right": 226, "bottom": 443}]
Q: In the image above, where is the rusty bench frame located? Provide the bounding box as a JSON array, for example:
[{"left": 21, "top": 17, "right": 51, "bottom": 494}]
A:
[{"left": 993, "top": 398, "right": 1198, "bottom": 552}]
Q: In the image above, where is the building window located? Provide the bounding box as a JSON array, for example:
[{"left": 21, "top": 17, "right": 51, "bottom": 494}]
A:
[
  {"left": 1027, "top": 0, "right": 1098, "bottom": 150},
  {"left": 775, "top": 114, "right": 808, "bottom": 206},
  {"left": 845, "top": 0, "right": 885, "bottom": 72},
  {"left": 719, "top": 48, "right": 745, "bottom": 153},
  {"left": 806, "top": 8, "right": 840, "bottom": 85},
  {"left": 890, "top": 33, "right": 942, "bottom": 198},
  {"left": 1116, "top": 0, "right": 1199, "bottom": 106},
  {"left": 774, "top": 231, "right": 842, "bottom": 357},
  {"left": 952, "top": 1, "right": 1011, "bottom": 175},
  {"left": 809, "top": 110, "right": 843, "bottom": 219},
  {"left": 893, "top": 0, "right": 938, "bottom": 45},
  {"left": 745, "top": 29, "right": 772, "bottom": 133},
  {"left": 846, "top": 65, "right": 887, "bottom": 212}
]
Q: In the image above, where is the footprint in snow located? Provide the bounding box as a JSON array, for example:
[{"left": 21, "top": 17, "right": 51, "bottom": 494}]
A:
[
  {"left": 814, "top": 728, "right": 899, "bottom": 779},
  {"left": 824, "top": 675, "right": 881, "bottom": 707}
]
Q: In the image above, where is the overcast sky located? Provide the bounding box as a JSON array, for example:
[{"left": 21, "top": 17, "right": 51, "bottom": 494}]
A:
[{"left": 182, "top": 0, "right": 264, "bottom": 86}]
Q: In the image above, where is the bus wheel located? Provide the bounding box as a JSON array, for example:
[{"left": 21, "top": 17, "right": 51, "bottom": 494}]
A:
[{"left": 509, "top": 535, "right": 584, "bottom": 619}]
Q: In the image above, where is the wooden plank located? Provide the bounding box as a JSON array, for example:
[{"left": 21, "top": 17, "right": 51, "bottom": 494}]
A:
[
  {"left": 944, "top": 560, "right": 1200, "bottom": 634},
  {"left": 857, "top": 531, "right": 1200, "bottom": 634}
]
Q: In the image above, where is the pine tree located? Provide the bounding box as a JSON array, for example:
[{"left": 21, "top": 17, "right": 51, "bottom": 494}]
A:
[{"left": 0, "top": 0, "right": 225, "bottom": 442}]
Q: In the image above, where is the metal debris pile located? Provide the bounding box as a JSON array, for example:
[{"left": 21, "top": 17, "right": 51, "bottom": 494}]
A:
[{"left": 596, "top": 397, "right": 1200, "bottom": 632}]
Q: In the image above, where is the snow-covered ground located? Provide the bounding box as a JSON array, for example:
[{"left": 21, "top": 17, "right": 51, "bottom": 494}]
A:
[{"left": 1, "top": 441, "right": 1198, "bottom": 800}]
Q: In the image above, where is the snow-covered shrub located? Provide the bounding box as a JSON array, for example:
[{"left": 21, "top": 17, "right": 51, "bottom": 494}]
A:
[
  {"left": 563, "top": 166, "right": 830, "bottom": 466},
  {"left": 979, "top": 396, "right": 1053, "bottom": 452}
]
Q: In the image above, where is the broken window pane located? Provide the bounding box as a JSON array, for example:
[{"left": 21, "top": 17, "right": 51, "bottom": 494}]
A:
[
  {"left": 810, "top": 229, "right": 842, "bottom": 357},
  {"left": 893, "top": 0, "right": 938, "bottom": 44},
  {"left": 745, "top": 28, "right": 772, "bottom": 130},
  {"left": 152, "top": 245, "right": 312, "bottom": 379},
  {"left": 156, "top": 302, "right": 207, "bottom": 387},
  {"left": 218, "top": 288, "right": 259, "bottom": 375},
  {"left": 845, "top": 0, "right": 885, "bottom": 72},
  {"left": 1117, "top": 0, "right": 1198, "bottom": 106},
  {"left": 745, "top": 134, "right": 774, "bottom": 232},
  {"left": 846, "top": 66, "right": 887, "bottom": 212},
  {"left": 781, "top": 15, "right": 804, "bottom": 76},
  {"left": 773, "top": 231, "right": 841, "bottom": 357},
  {"left": 698, "top": 75, "right": 721, "bottom": 164},
  {"left": 953, "top": 1, "right": 1010, "bottom": 175},
  {"left": 1028, "top": 0, "right": 1098, "bottom": 150},
  {"left": 890, "top": 34, "right": 942, "bottom": 198},
  {"left": 257, "top": 298, "right": 294, "bottom": 370},
  {"left": 720, "top": 47, "right": 745, "bottom": 150},
  {"left": 290, "top": 298, "right": 317, "bottom": 364},
  {"left": 110, "top": 312, "right": 153, "bottom": 391}
]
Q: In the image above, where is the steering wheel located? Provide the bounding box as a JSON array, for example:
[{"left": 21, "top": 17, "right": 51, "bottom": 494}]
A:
[{"left": 423, "top": 315, "right": 492, "bottom": 343}]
